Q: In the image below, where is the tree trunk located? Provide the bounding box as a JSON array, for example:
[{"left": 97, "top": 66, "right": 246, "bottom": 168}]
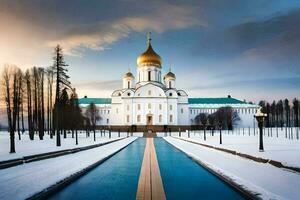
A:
[
  {"left": 75, "top": 129, "right": 78, "bottom": 145},
  {"left": 93, "top": 129, "right": 96, "bottom": 141}
]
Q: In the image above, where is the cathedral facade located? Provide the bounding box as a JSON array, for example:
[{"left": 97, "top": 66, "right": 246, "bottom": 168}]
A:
[{"left": 79, "top": 36, "right": 259, "bottom": 127}]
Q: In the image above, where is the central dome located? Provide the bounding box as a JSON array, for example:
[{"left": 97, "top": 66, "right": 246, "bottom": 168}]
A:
[{"left": 137, "top": 37, "right": 162, "bottom": 67}]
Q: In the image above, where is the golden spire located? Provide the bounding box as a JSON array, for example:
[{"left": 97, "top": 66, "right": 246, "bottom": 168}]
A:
[{"left": 137, "top": 32, "right": 162, "bottom": 67}]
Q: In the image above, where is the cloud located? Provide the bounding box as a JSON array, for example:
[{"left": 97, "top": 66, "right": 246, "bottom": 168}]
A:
[
  {"left": 74, "top": 80, "right": 122, "bottom": 98},
  {"left": 75, "top": 79, "right": 121, "bottom": 90},
  {"left": 47, "top": 3, "right": 205, "bottom": 56}
]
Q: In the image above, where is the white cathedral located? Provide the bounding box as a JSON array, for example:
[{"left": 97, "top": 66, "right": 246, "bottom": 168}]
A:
[{"left": 79, "top": 36, "right": 259, "bottom": 128}]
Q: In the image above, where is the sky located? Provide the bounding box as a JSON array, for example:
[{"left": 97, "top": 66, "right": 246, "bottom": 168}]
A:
[{"left": 0, "top": 0, "right": 300, "bottom": 103}]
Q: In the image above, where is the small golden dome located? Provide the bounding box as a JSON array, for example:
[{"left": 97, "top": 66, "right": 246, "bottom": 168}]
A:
[
  {"left": 123, "top": 71, "right": 134, "bottom": 80},
  {"left": 164, "top": 71, "right": 176, "bottom": 80},
  {"left": 137, "top": 35, "right": 162, "bottom": 67}
]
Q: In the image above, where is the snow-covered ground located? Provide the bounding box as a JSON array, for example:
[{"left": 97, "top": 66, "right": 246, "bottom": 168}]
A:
[
  {"left": 0, "top": 137, "right": 137, "bottom": 200},
  {"left": 164, "top": 137, "right": 300, "bottom": 200},
  {"left": 159, "top": 128, "right": 300, "bottom": 168},
  {"left": 0, "top": 131, "right": 142, "bottom": 162}
]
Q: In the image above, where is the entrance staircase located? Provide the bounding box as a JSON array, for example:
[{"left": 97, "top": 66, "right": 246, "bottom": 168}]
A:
[{"left": 143, "top": 126, "right": 157, "bottom": 137}]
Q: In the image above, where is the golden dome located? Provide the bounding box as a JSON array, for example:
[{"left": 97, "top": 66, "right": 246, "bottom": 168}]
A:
[
  {"left": 137, "top": 36, "right": 162, "bottom": 67},
  {"left": 123, "top": 71, "right": 134, "bottom": 80},
  {"left": 164, "top": 71, "right": 176, "bottom": 80}
]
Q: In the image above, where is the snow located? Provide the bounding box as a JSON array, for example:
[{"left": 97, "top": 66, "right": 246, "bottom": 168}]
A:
[
  {"left": 0, "top": 137, "right": 137, "bottom": 200},
  {"left": 159, "top": 127, "right": 300, "bottom": 168},
  {"left": 164, "top": 136, "right": 300, "bottom": 200},
  {"left": 0, "top": 131, "right": 132, "bottom": 162}
]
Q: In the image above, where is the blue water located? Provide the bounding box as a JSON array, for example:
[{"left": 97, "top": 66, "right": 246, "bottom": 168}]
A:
[
  {"left": 49, "top": 138, "right": 244, "bottom": 200},
  {"left": 155, "top": 138, "right": 244, "bottom": 200},
  {"left": 48, "top": 138, "right": 146, "bottom": 200}
]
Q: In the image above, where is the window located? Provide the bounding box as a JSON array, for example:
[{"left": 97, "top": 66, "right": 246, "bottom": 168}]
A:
[
  {"left": 190, "top": 110, "right": 192, "bottom": 114},
  {"left": 127, "top": 92, "right": 131, "bottom": 96},
  {"left": 169, "top": 92, "right": 173, "bottom": 96},
  {"left": 137, "top": 115, "right": 141, "bottom": 122},
  {"left": 159, "top": 104, "right": 162, "bottom": 110},
  {"left": 108, "top": 110, "right": 110, "bottom": 114},
  {"left": 148, "top": 103, "right": 151, "bottom": 109},
  {"left": 148, "top": 90, "right": 151, "bottom": 95},
  {"left": 170, "top": 105, "right": 173, "bottom": 110},
  {"left": 138, "top": 104, "right": 141, "bottom": 110},
  {"left": 116, "top": 108, "right": 118, "bottom": 113},
  {"left": 169, "top": 81, "right": 171, "bottom": 88},
  {"left": 118, "top": 93, "right": 121, "bottom": 96},
  {"left": 159, "top": 115, "right": 162, "bottom": 123},
  {"left": 170, "top": 115, "right": 173, "bottom": 123},
  {"left": 106, "top": 119, "right": 109, "bottom": 124},
  {"left": 127, "top": 105, "right": 130, "bottom": 111},
  {"left": 181, "top": 108, "right": 184, "bottom": 114},
  {"left": 148, "top": 71, "right": 151, "bottom": 81},
  {"left": 127, "top": 81, "right": 130, "bottom": 88},
  {"left": 126, "top": 115, "right": 130, "bottom": 123},
  {"left": 177, "top": 92, "right": 181, "bottom": 96}
]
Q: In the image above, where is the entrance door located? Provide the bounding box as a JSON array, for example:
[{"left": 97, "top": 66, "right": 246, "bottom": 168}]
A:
[{"left": 147, "top": 115, "right": 153, "bottom": 125}]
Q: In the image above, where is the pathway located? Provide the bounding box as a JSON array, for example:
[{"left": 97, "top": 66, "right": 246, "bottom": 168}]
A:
[{"left": 136, "top": 138, "right": 166, "bottom": 200}]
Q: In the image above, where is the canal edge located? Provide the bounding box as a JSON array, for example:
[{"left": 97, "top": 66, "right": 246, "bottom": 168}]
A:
[
  {"left": 165, "top": 137, "right": 262, "bottom": 200},
  {"left": 173, "top": 136, "right": 300, "bottom": 174},
  {"left": 26, "top": 138, "right": 137, "bottom": 200},
  {"left": 0, "top": 137, "right": 128, "bottom": 170}
]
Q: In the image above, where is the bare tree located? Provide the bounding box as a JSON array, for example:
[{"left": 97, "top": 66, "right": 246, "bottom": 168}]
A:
[
  {"left": 195, "top": 113, "right": 208, "bottom": 140},
  {"left": 85, "top": 102, "right": 100, "bottom": 141},
  {"left": 1, "top": 65, "right": 22, "bottom": 153},
  {"left": 293, "top": 98, "right": 299, "bottom": 128},
  {"left": 213, "top": 106, "right": 240, "bottom": 130},
  {"left": 25, "top": 69, "right": 34, "bottom": 140},
  {"left": 46, "top": 68, "right": 54, "bottom": 138}
]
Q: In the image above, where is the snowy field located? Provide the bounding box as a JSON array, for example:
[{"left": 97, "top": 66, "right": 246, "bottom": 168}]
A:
[
  {"left": 0, "top": 131, "right": 143, "bottom": 162},
  {"left": 0, "top": 137, "right": 137, "bottom": 200},
  {"left": 160, "top": 127, "right": 300, "bottom": 168},
  {"left": 165, "top": 137, "right": 300, "bottom": 200}
]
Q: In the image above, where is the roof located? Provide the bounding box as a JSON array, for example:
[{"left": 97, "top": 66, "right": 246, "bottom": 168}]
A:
[
  {"left": 78, "top": 98, "right": 111, "bottom": 104},
  {"left": 78, "top": 97, "right": 250, "bottom": 105},
  {"left": 188, "top": 98, "right": 247, "bottom": 104}
]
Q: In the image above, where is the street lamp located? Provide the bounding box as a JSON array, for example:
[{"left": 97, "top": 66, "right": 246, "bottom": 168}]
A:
[
  {"left": 218, "top": 120, "right": 222, "bottom": 144},
  {"left": 254, "top": 108, "right": 267, "bottom": 152}
]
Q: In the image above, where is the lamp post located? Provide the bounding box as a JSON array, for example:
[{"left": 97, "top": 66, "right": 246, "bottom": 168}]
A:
[
  {"left": 218, "top": 121, "right": 222, "bottom": 144},
  {"left": 254, "top": 108, "right": 267, "bottom": 152}
]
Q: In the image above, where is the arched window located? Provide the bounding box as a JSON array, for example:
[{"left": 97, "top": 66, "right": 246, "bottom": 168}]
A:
[
  {"left": 148, "top": 90, "right": 151, "bottom": 95},
  {"left": 148, "top": 103, "right": 151, "bottom": 109},
  {"left": 137, "top": 115, "right": 141, "bottom": 122},
  {"left": 127, "top": 81, "right": 130, "bottom": 88},
  {"left": 137, "top": 104, "right": 141, "bottom": 110},
  {"left": 148, "top": 71, "right": 151, "bottom": 81},
  {"left": 170, "top": 105, "right": 173, "bottom": 110},
  {"left": 127, "top": 105, "right": 130, "bottom": 111},
  {"left": 169, "top": 81, "right": 171, "bottom": 88},
  {"left": 159, "top": 104, "right": 162, "bottom": 110},
  {"left": 159, "top": 115, "right": 162, "bottom": 123},
  {"left": 126, "top": 115, "right": 130, "bottom": 123},
  {"left": 181, "top": 108, "right": 184, "bottom": 114},
  {"left": 170, "top": 115, "right": 173, "bottom": 123}
]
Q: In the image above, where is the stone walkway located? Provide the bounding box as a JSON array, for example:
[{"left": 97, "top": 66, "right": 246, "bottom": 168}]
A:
[{"left": 136, "top": 138, "right": 166, "bottom": 200}]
